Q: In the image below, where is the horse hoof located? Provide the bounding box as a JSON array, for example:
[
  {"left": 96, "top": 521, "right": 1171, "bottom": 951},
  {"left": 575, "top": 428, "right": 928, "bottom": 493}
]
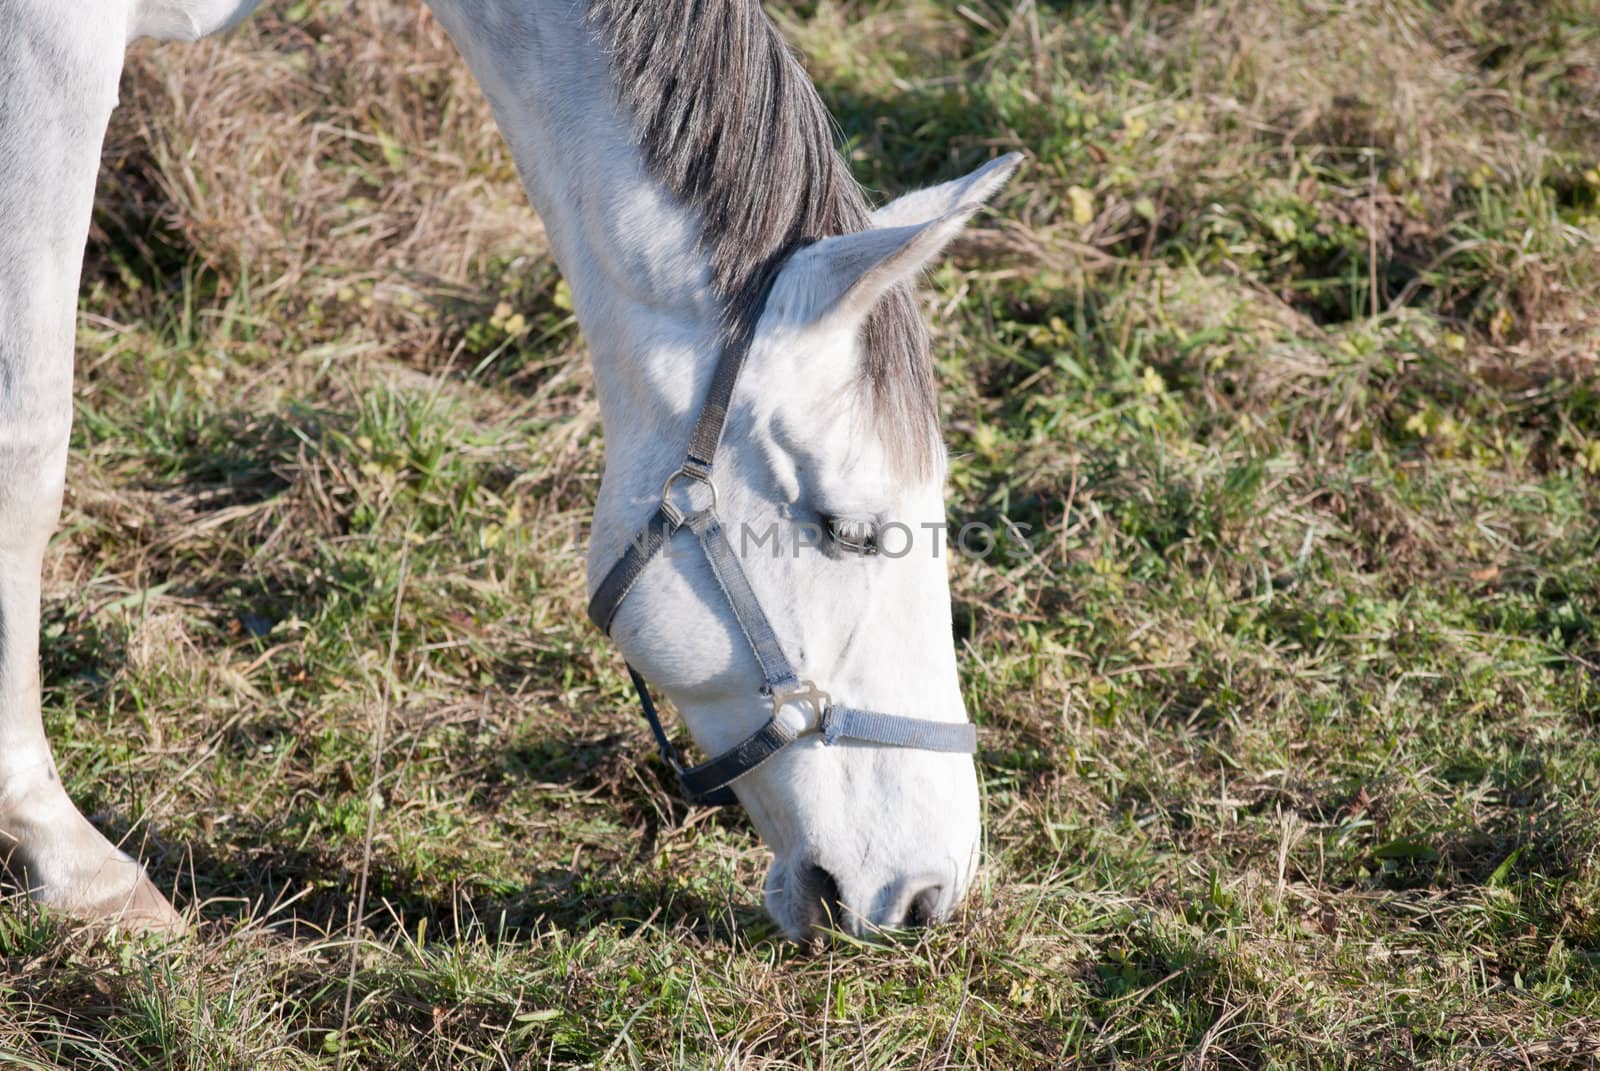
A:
[
  {"left": 21, "top": 850, "right": 188, "bottom": 938},
  {"left": 100, "top": 871, "right": 187, "bottom": 937}
]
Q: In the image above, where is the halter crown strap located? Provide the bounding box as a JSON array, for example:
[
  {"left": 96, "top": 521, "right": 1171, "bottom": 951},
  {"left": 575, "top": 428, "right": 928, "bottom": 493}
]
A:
[
  {"left": 683, "top": 287, "right": 771, "bottom": 475},
  {"left": 587, "top": 292, "right": 768, "bottom": 635}
]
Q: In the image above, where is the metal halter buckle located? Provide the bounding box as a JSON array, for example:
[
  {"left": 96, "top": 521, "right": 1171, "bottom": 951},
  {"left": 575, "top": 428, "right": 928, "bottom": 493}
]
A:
[
  {"left": 660, "top": 465, "right": 719, "bottom": 526},
  {"left": 770, "top": 680, "right": 832, "bottom": 723}
]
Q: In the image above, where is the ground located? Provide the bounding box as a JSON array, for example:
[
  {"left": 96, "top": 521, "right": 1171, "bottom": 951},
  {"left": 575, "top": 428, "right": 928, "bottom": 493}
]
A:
[{"left": 3, "top": 0, "right": 1599, "bottom": 1067}]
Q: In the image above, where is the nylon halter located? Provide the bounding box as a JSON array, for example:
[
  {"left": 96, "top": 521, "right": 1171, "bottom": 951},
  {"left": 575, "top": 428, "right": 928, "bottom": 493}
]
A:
[{"left": 586, "top": 284, "right": 978, "bottom": 807}]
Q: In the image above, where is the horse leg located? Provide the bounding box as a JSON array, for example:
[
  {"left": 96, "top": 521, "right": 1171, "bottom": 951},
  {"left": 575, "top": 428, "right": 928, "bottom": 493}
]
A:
[{"left": 0, "top": 1, "right": 182, "bottom": 931}]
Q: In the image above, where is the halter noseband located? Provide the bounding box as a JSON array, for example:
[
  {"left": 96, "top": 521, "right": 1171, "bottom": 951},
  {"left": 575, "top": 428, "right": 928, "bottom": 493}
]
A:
[{"left": 586, "top": 285, "right": 978, "bottom": 807}]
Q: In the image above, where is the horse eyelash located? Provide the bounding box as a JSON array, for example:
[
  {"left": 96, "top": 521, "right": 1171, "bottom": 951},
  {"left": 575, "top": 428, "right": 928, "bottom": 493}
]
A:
[{"left": 822, "top": 514, "right": 880, "bottom": 556}]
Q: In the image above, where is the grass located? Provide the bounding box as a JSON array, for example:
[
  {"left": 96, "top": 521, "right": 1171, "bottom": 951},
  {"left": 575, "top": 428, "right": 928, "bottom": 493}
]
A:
[{"left": 4, "top": 0, "right": 1600, "bottom": 1066}]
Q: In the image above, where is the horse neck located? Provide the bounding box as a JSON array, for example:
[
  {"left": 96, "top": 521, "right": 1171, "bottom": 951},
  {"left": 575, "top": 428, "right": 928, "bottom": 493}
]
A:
[{"left": 425, "top": 0, "right": 722, "bottom": 483}]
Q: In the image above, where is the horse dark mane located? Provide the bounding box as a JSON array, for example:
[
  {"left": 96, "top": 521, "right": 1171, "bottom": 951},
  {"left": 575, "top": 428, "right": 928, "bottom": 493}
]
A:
[{"left": 588, "top": 0, "right": 938, "bottom": 476}]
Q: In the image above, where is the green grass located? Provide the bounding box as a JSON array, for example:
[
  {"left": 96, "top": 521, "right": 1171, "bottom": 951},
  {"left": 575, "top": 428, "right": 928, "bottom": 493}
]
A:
[{"left": 5, "top": 0, "right": 1600, "bottom": 1067}]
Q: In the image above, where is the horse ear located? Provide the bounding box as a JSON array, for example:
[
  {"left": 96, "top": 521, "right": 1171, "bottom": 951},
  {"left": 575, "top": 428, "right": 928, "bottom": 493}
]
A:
[
  {"left": 782, "top": 154, "right": 1021, "bottom": 328},
  {"left": 868, "top": 152, "right": 1023, "bottom": 230}
]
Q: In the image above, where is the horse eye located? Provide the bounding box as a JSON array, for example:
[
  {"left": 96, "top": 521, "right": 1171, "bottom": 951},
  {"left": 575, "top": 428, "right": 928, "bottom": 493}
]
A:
[{"left": 823, "top": 515, "right": 879, "bottom": 556}]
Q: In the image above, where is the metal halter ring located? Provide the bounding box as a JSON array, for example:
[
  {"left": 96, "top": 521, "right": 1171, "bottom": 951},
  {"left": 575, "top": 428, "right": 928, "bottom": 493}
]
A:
[
  {"left": 770, "top": 680, "right": 832, "bottom": 722},
  {"left": 660, "top": 465, "right": 719, "bottom": 525}
]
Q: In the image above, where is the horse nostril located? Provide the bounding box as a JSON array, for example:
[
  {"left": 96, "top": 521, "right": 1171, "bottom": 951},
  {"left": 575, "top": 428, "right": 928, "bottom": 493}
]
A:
[
  {"left": 795, "top": 863, "right": 844, "bottom": 933},
  {"left": 904, "top": 884, "right": 944, "bottom": 929}
]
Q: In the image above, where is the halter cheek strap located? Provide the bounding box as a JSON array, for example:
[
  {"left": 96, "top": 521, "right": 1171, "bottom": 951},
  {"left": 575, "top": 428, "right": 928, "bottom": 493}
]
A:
[{"left": 586, "top": 287, "right": 978, "bottom": 807}]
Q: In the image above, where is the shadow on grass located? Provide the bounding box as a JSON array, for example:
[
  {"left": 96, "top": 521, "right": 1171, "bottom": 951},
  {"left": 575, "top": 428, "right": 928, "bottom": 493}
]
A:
[
  {"left": 98, "top": 728, "right": 775, "bottom": 950},
  {"left": 156, "top": 830, "right": 767, "bottom": 951}
]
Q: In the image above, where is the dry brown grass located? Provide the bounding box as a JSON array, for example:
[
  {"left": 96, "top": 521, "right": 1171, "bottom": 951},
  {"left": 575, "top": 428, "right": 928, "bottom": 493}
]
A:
[{"left": 98, "top": 5, "right": 541, "bottom": 367}]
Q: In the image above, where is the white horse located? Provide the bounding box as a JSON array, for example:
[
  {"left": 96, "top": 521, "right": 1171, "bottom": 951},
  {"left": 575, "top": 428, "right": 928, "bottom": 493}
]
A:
[{"left": 0, "top": 0, "right": 1019, "bottom": 941}]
